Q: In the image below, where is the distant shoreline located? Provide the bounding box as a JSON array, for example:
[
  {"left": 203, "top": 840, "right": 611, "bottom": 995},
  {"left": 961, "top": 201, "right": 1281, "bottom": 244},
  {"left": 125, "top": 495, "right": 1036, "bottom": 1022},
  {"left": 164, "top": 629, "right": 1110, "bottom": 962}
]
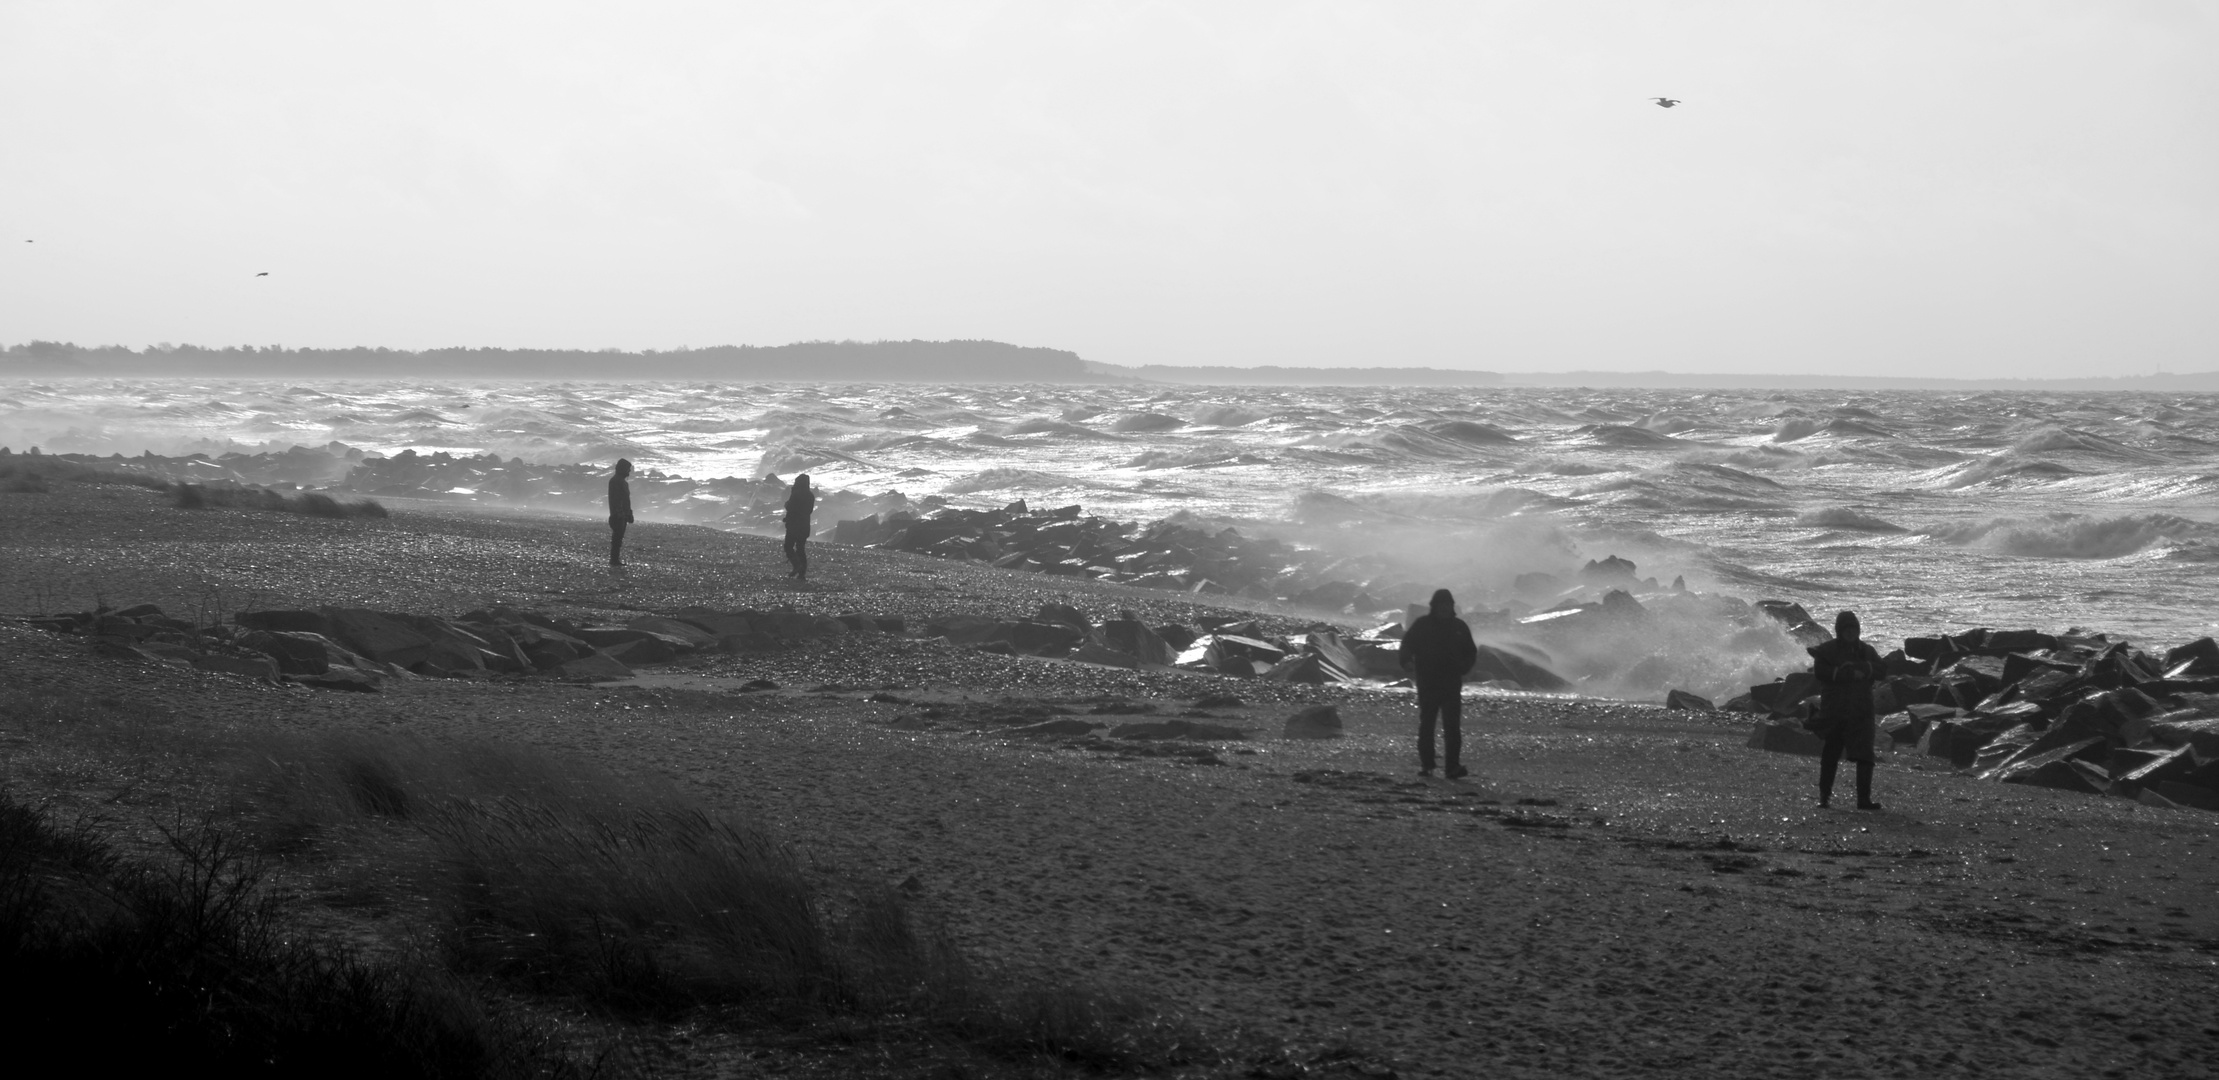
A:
[{"left": 6, "top": 338, "right": 2216, "bottom": 390}]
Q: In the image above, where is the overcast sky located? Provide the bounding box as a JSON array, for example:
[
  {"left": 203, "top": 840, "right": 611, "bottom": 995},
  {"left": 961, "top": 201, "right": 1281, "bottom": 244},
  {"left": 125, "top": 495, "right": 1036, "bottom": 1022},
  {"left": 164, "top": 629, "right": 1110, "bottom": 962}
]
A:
[{"left": 3, "top": 1, "right": 2213, "bottom": 376}]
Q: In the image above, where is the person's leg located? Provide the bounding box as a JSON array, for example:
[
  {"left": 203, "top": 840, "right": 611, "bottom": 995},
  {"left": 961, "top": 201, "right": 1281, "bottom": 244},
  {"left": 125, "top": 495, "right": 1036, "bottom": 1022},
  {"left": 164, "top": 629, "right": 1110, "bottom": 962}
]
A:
[
  {"left": 794, "top": 537, "right": 807, "bottom": 581},
  {"left": 782, "top": 534, "right": 798, "bottom": 575},
  {"left": 1818, "top": 731, "right": 1843, "bottom": 807},
  {"left": 610, "top": 522, "right": 625, "bottom": 568},
  {"left": 1415, "top": 684, "right": 1440, "bottom": 773},
  {"left": 1855, "top": 759, "right": 1879, "bottom": 809},
  {"left": 1441, "top": 685, "right": 1464, "bottom": 777}
]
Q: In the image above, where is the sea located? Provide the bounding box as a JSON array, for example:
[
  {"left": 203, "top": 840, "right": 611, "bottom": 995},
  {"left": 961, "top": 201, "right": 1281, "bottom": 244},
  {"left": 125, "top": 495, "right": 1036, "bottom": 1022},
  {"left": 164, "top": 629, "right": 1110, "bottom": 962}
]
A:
[{"left": 7, "top": 378, "right": 2219, "bottom": 691}]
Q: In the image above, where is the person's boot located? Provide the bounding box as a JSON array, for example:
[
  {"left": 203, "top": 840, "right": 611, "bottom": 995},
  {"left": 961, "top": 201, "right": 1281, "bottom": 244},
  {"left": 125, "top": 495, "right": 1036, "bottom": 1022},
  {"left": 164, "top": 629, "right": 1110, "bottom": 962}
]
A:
[
  {"left": 1445, "top": 763, "right": 1469, "bottom": 780},
  {"left": 1855, "top": 761, "right": 1881, "bottom": 810}
]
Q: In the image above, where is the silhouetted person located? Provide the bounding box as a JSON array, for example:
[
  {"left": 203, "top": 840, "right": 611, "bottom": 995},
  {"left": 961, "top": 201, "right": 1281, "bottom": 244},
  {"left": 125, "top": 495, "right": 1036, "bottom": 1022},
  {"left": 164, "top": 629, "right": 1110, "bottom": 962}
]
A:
[
  {"left": 607, "top": 458, "right": 634, "bottom": 571},
  {"left": 1400, "top": 589, "right": 1480, "bottom": 778},
  {"left": 784, "top": 473, "right": 815, "bottom": 581},
  {"left": 1809, "top": 610, "right": 1884, "bottom": 810}
]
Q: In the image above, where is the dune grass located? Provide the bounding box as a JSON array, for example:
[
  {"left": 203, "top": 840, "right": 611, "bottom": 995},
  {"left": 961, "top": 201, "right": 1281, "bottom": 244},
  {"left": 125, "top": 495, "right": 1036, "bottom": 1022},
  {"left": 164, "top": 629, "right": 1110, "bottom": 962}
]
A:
[
  {"left": 174, "top": 482, "right": 389, "bottom": 518},
  {"left": 0, "top": 791, "right": 589, "bottom": 1078},
  {"left": 0, "top": 687, "right": 1346, "bottom": 1075},
  {"left": 252, "top": 731, "right": 1220, "bottom": 1071}
]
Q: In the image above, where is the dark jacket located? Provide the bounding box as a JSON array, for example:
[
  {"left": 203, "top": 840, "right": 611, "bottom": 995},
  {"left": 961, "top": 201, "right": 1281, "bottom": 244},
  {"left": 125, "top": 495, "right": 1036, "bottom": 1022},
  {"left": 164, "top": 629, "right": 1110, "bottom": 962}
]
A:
[
  {"left": 784, "top": 487, "right": 815, "bottom": 533},
  {"left": 1808, "top": 638, "right": 1883, "bottom": 759},
  {"left": 1400, "top": 614, "right": 1479, "bottom": 683},
  {"left": 608, "top": 475, "right": 633, "bottom": 525}
]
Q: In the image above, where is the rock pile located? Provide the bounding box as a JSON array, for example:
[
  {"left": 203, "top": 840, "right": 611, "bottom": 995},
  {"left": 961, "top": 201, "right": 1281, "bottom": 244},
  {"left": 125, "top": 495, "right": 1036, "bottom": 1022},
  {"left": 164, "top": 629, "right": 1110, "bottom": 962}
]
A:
[
  {"left": 918, "top": 600, "right": 1572, "bottom": 692},
  {"left": 17, "top": 602, "right": 903, "bottom": 692},
  {"left": 835, "top": 499, "right": 1386, "bottom": 606},
  {"left": 1736, "top": 625, "right": 2219, "bottom": 812}
]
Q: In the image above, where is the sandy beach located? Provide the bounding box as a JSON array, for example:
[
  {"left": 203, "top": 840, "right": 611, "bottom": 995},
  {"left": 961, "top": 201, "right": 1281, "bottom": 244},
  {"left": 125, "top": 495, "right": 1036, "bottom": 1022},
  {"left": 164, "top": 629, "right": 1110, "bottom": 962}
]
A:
[{"left": 5, "top": 481, "right": 2218, "bottom": 1079}]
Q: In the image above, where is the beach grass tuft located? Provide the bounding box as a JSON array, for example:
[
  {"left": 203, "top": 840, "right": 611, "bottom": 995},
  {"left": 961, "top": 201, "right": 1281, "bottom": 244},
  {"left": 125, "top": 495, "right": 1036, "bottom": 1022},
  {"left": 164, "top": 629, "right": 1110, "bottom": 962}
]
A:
[
  {"left": 174, "top": 482, "right": 389, "bottom": 518},
  {"left": 0, "top": 790, "right": 590, "bottom": 1078},
  {"left": 253, "top": 730, "right": 1223, "bottom": 1070}
]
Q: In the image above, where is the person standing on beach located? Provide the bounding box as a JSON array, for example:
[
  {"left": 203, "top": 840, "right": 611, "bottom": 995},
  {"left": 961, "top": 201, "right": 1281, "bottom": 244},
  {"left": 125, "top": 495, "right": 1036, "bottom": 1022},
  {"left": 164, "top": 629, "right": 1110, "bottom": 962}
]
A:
[
  {"left": 784, "top": 473, "right": 815, "bottom": 581},
  {"left": 1400, "top": 588, "right": 1479, "bottom": 778},
  {"left": 1808, "top": 610, "right": 1885, "bottom": 810},
  {"left": 607, "top": 458, "right": 634, "bottom": 571}
]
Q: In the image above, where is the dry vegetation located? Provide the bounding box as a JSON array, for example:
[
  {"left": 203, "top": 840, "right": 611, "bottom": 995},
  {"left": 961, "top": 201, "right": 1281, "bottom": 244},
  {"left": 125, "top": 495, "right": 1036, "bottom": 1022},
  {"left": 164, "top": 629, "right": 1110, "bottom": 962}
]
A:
[{"left": 0, "top": 687, "right": 1254, "bottom": 1078}]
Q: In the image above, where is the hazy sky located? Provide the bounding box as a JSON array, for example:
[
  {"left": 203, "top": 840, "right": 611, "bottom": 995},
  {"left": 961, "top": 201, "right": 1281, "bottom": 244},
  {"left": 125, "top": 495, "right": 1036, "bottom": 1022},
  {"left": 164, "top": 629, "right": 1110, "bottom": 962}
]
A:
[{"left": 3, "top": 1, "right": 2214, "bottom": 376}]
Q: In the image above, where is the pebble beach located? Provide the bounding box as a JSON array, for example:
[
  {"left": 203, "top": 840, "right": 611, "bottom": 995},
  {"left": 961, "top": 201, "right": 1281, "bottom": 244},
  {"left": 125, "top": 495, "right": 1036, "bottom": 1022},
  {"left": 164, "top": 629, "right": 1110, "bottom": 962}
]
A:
[{"left": 5, "top": 480, "right": 2219, "bottom": 1078}]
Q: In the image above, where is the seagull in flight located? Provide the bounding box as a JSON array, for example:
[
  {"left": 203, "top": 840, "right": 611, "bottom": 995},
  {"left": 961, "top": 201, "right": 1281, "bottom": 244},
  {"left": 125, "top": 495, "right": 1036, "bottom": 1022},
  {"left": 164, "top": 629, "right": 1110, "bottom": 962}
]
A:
[
  {"left": 255, "top": 271, "right": 269, "bottom": 277},
  {"left": 1651, "top": 97, "right": 1681, "bottom": 108}
]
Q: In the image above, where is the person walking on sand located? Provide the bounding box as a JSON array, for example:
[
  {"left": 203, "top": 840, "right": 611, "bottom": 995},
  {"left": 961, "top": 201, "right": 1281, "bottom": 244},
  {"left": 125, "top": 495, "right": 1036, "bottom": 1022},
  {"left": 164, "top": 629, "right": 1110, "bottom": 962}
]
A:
[
  {"left": 784, "top": 473, "right": 815, "bottom": 581},
  {"left": 1809, "top": 610, "right": 1885, "bottom": 810},
  {"left": 607, "top": 458, "right": 634, "bottom": 572},
  {"left": 1400, "top": 588, "right": 1479, "bottom": 778}
]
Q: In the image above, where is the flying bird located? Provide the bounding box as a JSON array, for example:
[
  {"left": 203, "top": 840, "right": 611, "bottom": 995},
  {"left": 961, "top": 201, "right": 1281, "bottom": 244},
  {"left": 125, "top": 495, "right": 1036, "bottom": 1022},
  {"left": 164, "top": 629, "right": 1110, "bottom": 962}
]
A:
[
  {"left": 1651, "top": 97, "right": 1681, "bottom": 108},
  {"left": 255, "top": 272, "right": 269, "bottom": 277}
]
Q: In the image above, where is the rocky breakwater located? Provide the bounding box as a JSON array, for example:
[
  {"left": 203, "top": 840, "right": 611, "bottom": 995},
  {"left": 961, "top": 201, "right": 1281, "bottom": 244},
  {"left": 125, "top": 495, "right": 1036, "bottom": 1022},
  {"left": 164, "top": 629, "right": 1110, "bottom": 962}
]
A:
[
  {"left": 14, "top": 602, "right": 905, "bottom": 691},
  {"left": 835, "top": 499, "right": 1394, "bottom": 610},
  {"left": 918, "top": 597, "right": 1578, "bottom": 693},
  {"left": 1733, "top": 621, "right": 2219, "bottom": 813}
]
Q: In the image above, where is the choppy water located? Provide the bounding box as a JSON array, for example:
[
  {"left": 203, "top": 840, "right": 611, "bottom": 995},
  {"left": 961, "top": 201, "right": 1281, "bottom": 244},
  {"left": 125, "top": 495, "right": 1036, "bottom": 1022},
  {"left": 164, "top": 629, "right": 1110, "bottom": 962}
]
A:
[{"left": 7, "top": 379, "right": 2219, "bottom": 655}]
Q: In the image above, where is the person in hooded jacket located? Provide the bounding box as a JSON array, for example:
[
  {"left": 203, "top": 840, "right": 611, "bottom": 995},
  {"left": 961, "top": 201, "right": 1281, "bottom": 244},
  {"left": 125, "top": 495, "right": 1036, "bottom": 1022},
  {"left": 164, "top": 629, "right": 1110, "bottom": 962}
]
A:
[
  {"left": 607, "top": 458, "right": 634, "bottom": 571},
  {"left": 1808, "top": 610, "right": 1885, "bottom": 810},
  {"left": 784, "top": 474, "right": 815, "bottom": 581},
  {"left": 1400, "top": 589, "right": 1480, "bottom": 778}
]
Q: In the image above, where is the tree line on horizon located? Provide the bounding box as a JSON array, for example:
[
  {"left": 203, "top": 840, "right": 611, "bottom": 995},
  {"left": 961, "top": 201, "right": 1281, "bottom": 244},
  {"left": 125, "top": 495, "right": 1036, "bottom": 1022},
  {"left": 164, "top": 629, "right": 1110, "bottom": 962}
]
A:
[{"left": 0, "top": 339, "right": 1098, "bottom": 381}]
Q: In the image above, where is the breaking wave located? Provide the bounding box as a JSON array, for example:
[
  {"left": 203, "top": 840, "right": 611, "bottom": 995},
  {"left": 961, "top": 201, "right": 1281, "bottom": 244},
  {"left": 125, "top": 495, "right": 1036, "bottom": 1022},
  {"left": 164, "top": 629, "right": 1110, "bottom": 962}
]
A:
[{"left": 1928, "top": 513, "right": 2218, "bottom": 559}]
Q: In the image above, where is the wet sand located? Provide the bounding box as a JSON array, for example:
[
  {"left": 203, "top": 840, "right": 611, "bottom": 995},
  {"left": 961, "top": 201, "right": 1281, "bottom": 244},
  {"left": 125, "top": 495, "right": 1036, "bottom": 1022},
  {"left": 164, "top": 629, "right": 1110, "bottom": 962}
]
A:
[{"left": 4, "top": 483, "right": 2218, "bottom": 1078}]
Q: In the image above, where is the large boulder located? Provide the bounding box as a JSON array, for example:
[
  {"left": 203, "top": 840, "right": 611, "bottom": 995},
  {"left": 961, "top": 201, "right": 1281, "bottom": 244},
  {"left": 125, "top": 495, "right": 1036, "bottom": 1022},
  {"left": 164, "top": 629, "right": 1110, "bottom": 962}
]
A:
[
  {"left": 1748, "top": 672, "right": 1820, "bottom": 718},
  {"left": 1068, "top": 641, "right": 1141, "bottom": 668},
  {"left": 991, "top": 619, "right": 1085, "bottom": 654},
  {"left": 2162, "top": 637, "right": 2219, "bottom": 678},
  {"left": 2110, "top": 744, "right": 2197, "bottom": 797},
  {"left": 240, "top": 629, "right": 334, "bottom": 675},
  {"left": 2001, "top": 757, "right": 2112, "bottom": 795},
  {"left": 1262, "top": 654, "right": 1355, "bottom": 685},
  {"left": 1093, "top": 620, "right": 1175, "bottom": 667},
  {"left": 672, "top": 608, "right": 756, "bottom": 638},
  {"left": 318, "top": 608, "right": 434, "bottom": 667},
  {"left": 1035, "top": 603, "right": 1091, "bottom": 630},
  {"left": 1303, "top": 630, "right": 1364, "bottom": 681},
  {"left": 235, "top": 609, "right": 329, "bottom": 634},
  {"left": 925, "top": 613, "right": 1001, "bottom": 645},
  {"left": 627, "top": 616, "right": 720, "bottom": 649},
  {"left": 2149, "top": 715, "right": 2219, "bottom": 757},
  {"left": 1205, "top": 635, "right": 1287, "bottom": 677},
  {"left": 1282, "top": 705, "right": 1343, "bottom": 739},
  {"left": 1664, "top": 689, "right": 1714, "bottom": 711},
  {"left": 556, "top": 651, "right": 633, "bottom": 681},
  {"left": 1473, "top": 645, "right": 1570, "bottom": 692}
]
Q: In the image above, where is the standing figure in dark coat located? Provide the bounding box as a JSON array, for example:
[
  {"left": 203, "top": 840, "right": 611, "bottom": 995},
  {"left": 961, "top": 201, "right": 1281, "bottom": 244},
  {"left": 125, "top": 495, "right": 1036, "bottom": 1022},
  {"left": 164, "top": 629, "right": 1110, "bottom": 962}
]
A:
[
  {"left": 1808, "top": 610, "right": 1885, "bottom": 810},
  {"left": 1400, "top": 589, "right": 1480, "bottom": 778},
  {"left": 784, "top": 474, "right": 815, "bottom": 581},
  {"left": 607, "top": 458, "right": 634, "bottom": 571}
]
